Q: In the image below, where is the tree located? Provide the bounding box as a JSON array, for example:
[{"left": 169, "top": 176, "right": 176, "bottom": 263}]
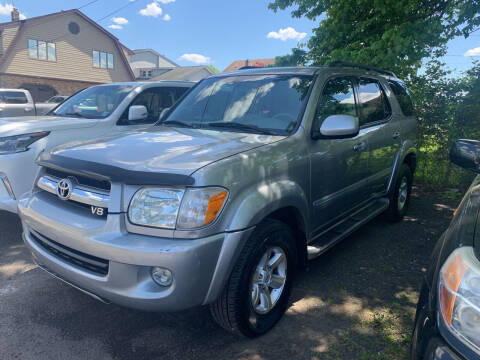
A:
[
  {"left": 408, "top": 60, "right": 480, "bottom": 186},
  {"left": 269, "top": 0, "right": 480, "bottom": 78},
  {"left": 274, "top": 48, "right": 308, "bottom": 67}
]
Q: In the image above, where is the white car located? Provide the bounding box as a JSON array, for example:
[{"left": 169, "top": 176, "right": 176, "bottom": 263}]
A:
[{"left": 0, "top": 81, "right": 194, "bottom": 213}]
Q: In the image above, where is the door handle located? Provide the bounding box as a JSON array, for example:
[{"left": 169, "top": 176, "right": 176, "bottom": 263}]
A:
[
  {"left": 353, "top": 141, "right": 366, "bottom": 152},
  {"left": 24, "top": 107, "right": 33, "bottom": 112},
  {"left": 392, "top": 131, "right": 401, "bottom": 139}
]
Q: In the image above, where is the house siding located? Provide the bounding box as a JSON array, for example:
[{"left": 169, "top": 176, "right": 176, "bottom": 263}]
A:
[
  {"left": 0, "top": 12, "right": 132, "bottom": 83},
  {"left": 0, "top": 24, "right": 19, "bottom": 55}
]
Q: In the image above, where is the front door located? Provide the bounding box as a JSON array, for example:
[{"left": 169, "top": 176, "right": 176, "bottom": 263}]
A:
[{"left": 309, "top": 76, "right": 370, "bottom": 234}]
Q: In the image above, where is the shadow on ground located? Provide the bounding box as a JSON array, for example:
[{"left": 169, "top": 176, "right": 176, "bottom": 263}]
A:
[{"left": 0, "top": 189, "right": 458, "bottom": 360}]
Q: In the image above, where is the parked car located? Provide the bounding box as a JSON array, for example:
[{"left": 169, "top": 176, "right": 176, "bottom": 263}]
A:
[
  {"left": 0, "top": 81, "right": 194, "bottom": 213},
  {"left": 0, "top": 88, "right": 63, "bottom": 117},
  {"left": 18, "top": 64, "right": 417, "bottom": 337},
  {"left": 411, "top": 139, "right": 480, "bottom": 360},
  {"left": 45, "top": 95, "right": 69, "bottom": 104}
]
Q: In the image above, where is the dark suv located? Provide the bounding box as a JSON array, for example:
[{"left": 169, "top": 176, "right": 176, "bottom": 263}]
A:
[{"left": 411, "top": 139, "right": 480, "bottom": 359}]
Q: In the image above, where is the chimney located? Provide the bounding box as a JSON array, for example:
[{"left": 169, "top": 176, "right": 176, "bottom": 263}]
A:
[{"left": 11, "top": 8, "right": 19, "bottom": 22}]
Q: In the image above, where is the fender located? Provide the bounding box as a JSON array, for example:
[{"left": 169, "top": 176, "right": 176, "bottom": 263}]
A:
[
  {"left": 225, "top": 179, "right": 310, "bottom": 233},
  {"left": 203, "top": 180, "right": 309, "bottom": 305},
  {"left": 386, "top": 139, "right": 417, "bottom": 194}
]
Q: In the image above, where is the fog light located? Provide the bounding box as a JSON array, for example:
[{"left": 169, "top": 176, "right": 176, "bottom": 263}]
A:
[{"left": 151, "top": 267, "right": 173, "bottom": 287}]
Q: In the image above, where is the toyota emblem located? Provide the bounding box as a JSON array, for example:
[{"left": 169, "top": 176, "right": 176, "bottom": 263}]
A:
[{"left": 56, "top": 178, "right": 74, "bottom": 200}]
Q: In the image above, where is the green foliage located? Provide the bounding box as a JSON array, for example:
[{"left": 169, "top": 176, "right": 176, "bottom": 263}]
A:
[
  {"left": 274, "top": 48, "right": 308, "bottom": 67},
  {"left": 208, "top": 65, "right": 220, "bottom": 74},
  {"left": 410, "top": 61, "right": 480, "bottom": 188},
  {"left": 269, "top": 0, "right": 480, "bottom": 78}
]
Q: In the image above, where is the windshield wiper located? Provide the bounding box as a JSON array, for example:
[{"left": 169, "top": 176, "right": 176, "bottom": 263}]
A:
[
  {"left": 204, "top": 122, "right": 277, "bottom": 135},
  {"left": 161, "top": 120, "right": 199, "bottom": 129},
  {"left": 60, "top": 112, "right": 85, "bottom": 118}
]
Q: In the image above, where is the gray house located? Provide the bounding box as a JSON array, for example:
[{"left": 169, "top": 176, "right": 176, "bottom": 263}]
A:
[
  {"left": 129, "top": 49, "right": 215, "bottom": 81},
  {"left": 129, "top": 49, "right": 178, "bottom": 79}
]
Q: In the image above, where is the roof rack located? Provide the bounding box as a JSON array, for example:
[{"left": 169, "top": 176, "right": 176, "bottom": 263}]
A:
[
  {"left": 238, "top": 66, "right": 264, "bottom": 70},
  {"left": 328, "top": 61, "right": 396, "bottom": 77}
]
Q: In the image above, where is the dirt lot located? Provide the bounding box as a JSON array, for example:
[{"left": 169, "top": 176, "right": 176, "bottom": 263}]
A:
[{"left": 0, "top": 188, "right": 458, "bottom": 360}]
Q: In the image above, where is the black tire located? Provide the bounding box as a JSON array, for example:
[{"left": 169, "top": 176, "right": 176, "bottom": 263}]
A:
[
  {"left": 387, "top": 163, "right": 413, "bottom": 222},
  {"left": 209, "top": 219, "right": 297, "bottom": 337}
]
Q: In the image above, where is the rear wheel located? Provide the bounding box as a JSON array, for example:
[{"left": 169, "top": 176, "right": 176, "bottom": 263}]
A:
[
  {"left": 387, "top": 163, "right": 413, "bottom": 222},
  {"left": 209, "top": 219, "right": 297, "bottom": 337}
]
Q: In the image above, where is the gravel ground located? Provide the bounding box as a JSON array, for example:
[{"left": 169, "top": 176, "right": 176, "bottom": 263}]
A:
[{"left": 0, "top": 188, "right": 458, "bottom": 360}]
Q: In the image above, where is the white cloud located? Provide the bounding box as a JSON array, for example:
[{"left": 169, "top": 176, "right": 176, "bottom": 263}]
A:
[
  {"left": 157, "top": 0, "right": 175, "bottom": 3},
  {"left": 108, "top": 24, "right": 122, "bottom": 30},
  {"left": 464, "top": 47, "right": 480, "bottom": 57},
  {"left": 267, "top": 27, "right": 307, "bottom": 41},
  {"left": 163, "top": 14, "right": 171, "bottom": 21},
  {"left": 0, "top": 4, "right": 26, "bottom": 20},
  {"left": 179, "top": 53, "right": 211, "bottom": 64},
  {"left": 139, "top": 2, "right": 162, "bottom": 17},
  {"left": 112, "top": 17, "right": 128, "bottom": 25},
  {"left": 0, "top": 3, "right": 13, "bottom": 15}
]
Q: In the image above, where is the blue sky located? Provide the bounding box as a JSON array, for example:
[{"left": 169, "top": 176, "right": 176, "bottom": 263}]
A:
[{"left": 2, "top": 0, "right": 479, "bottom": 73}]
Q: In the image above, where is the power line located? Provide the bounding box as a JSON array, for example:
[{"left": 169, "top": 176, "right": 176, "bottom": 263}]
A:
[
  {"left": 96, "top": 0, "right": 140, "bottom": 22},
  {"left": 78, "top": 0, "right": 101, "bottom": 10}
]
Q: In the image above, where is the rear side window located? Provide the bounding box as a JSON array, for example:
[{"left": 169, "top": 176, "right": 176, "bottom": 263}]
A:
[
  {"left": 315, "top": 77, "right": 356, "bottom": 125},
  {"left": 388, "top": 80, "right": 414, "bottom": 116},
  {"left": 0, "top": 91, "right": 28, "bottom": 104},
  {"left": 357, "top": 78, "right": 391, "bottom": 126},
  {"left": 118, "top": 86, "right": 189, "bottom": 125}
]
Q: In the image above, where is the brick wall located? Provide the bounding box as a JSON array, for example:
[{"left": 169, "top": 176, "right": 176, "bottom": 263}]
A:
[{"left": 0, "top": 74, "right": 100, "bottom": 101}]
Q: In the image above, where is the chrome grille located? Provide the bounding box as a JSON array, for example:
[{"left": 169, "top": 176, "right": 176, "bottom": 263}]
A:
[
  {"left": 44, "top": 167, "right": 111, "bottom": 192},
  {"left": 37, "top": 173, "right": 110, "bottom": 209}
]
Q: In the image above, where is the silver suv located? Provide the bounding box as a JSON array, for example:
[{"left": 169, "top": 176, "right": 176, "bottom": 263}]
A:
[{"left": 18, "top": 64, "right": 417, "bottom": 337}]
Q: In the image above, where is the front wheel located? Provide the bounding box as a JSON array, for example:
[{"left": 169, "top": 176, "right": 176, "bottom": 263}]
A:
[
  {"left": 387, "top": 163, "right": 413, "bottom": 222},
  {"left": 209, "top": 219, "right": 297, "bottom": 337}
]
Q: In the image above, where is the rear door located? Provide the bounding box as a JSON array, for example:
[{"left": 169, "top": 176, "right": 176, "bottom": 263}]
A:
[
  {"left": 355, "top": 77, "right": 400, "bottom": 195},
  {"left": 309, "top": 76, "right": 370, "bottom": 231}
]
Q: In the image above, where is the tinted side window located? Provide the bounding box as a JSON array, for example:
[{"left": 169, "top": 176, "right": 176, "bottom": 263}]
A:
[
  {"left": 315, "top": 77, "right": 356, "bottom": 126},
  {"left": 119, "top": 87, "right": 188, "bottom": 125},
  {"left": 388, "top": 80, "right": 414, "bottom": 116},
  {"left": 0, "top": 91, "right": 28, "bottom": 104},
  {"left": 357, "top": 79, "right": 391, "bottom": 126}
]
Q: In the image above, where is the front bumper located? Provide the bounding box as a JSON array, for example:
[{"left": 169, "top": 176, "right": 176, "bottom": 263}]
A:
[
  {"left": 19, "top": 193, "right": 251, "bottom": 311},
  {"left": 0, "top": 150, "right": 41, "bottom": 214},
  {"left": 423, "top": 338, "right": 464, "bottom": 360}
]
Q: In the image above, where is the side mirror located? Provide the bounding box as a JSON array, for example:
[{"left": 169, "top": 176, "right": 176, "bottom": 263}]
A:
[
  {"left": 313, "top": 114, "right": 359, "bottom": 139},
  {"left": 128, "top": 105, "right": 148, "bottom": 122},
  {"left": 159, "top": 107, "right": 170, "bottom": 121},
  {"left": 450, "top": 139, "right": 480, "bottom": 173}
]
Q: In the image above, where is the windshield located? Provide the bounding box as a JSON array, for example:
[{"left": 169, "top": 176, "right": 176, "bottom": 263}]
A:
[
  {"left": 51, "top": 85, "right": 135, "bottom": 119},
  {"left": 161, "top": 74, "right": 313, "bottom": 135}
]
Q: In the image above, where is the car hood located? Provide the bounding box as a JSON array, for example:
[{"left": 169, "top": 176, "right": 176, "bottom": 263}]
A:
[
  {"left": 0, "top": 116, "right": 97, "bottom": 136},
  {"left": 43, "top": 126, "right": 284, "bottom": 182}
]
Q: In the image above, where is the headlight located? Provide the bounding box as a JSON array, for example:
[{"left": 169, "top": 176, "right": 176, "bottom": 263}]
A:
[
  {"left": 438, "top": 247, "right": 480, "bottom": 354},
  {"left": 0, "top": 131, "right": 49, "bottom": 155},
  {"left": 128, "top": 187, "right": 228, "bottom": 230}
]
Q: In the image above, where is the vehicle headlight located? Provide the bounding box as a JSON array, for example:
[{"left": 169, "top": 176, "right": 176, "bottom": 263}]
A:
[
  {"left": 128, "top": 187, "right": 228, "bottom": 230},
  {"left": 0, "top": 131, "right": 49, "bottom": 155},
  {"left": 439, "top": 246, "right": 480, "bottom": 355}
]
